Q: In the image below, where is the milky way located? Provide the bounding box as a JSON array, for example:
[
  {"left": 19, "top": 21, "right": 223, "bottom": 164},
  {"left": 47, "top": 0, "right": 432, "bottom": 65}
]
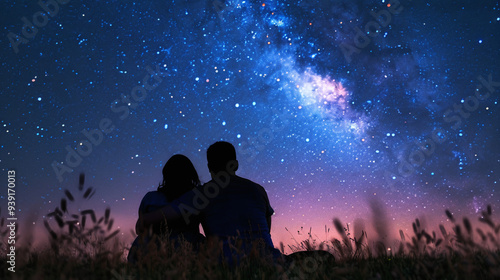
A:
[{"left": 1, "top": 0, "right": 499, "bottom": 247}]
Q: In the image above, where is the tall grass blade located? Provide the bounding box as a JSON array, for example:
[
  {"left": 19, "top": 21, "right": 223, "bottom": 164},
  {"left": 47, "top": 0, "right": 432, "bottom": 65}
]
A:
[
  {"left": 61, "top": 199, "right": 67, "bottom": 213},
  {"left": 107, "top": 219, "right": 114, "bottom": 231},
  {"left": 83, "top": 187, "right": 93, "bottom": 199},
  {"left": 64, "top": 189, "right": 75, "bottom": 201},
  {"left": 445, "top": 210, "right": 454, "bottom": 222},
  {"left": 78, "top": 173, "right": 85, "bottom": 191},
  {"left": 44, "top": 220, "right": 57, "bottom": 240},
  {"left": 105, "top": 207, "right": 110, "bottom": 224},
  {"left": 104, "top": 229, "right": 120, "bottom": 241},
  {"left": 463, "top": 217, "right": 472, "bottom": 235}
]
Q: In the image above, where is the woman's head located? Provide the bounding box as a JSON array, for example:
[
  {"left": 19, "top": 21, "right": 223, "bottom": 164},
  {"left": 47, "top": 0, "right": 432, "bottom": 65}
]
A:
[{"left": 158, "top": 154, "right": 200, "bottom": 201}]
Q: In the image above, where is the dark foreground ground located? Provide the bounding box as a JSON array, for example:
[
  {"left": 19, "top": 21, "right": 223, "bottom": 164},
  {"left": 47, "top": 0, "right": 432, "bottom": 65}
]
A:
[
  {"left": 1, "top": 232, "right": 500, "bottom": 280},
  {"left": 1, "top": 249, "right": 500, "bottom": 279}
]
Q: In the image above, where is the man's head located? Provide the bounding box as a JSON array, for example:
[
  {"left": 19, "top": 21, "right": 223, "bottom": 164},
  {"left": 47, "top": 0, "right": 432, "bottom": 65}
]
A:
[{"left": 207, "top": 141, "right": 239, "bottom": 175}]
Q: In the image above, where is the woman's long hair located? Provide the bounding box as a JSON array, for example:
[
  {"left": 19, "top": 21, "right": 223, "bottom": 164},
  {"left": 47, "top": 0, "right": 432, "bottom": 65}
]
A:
[{"left": 158, "top": 154, "right": 201, "bottom": 202}]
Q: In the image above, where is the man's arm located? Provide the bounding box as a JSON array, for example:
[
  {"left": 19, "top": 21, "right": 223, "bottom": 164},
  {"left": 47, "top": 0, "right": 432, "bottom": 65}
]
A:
[
  {"left": 259, "top": 185, "right": 274, "bottom": 233},
  {"left": 135, "top": 204, "right": 181, "bottom": 234}
]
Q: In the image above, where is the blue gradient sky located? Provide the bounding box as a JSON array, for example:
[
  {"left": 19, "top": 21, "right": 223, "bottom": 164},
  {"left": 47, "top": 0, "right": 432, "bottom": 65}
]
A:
[{"left": 1, "top": 0, "right": 499, "bottom": 249}]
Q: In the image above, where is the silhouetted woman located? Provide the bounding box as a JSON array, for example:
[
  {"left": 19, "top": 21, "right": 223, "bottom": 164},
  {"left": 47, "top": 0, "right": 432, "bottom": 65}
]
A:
[{"left": 127, "top": 154, "right": 205, "bottom": 263}]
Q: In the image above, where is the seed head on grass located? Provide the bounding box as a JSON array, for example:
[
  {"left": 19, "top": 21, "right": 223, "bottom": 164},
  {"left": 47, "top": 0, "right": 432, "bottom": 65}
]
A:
[
  {"left": 445, "top": 209, "right": 455, "bottom": 222},
  {"left": 61, "top": 198, "right": 67, "bottom": 213},
  {"left": 463, "top": 217, "right": 472, "bottom": 236},
  {"left": 43, "top": 173, "right": 121, "bottom": 262},
  {"left": 65, "top": 189, "right": 75, "bottom": 201},
  {"left": 78, "top": 173, "right": 85, "bottom": 191}
]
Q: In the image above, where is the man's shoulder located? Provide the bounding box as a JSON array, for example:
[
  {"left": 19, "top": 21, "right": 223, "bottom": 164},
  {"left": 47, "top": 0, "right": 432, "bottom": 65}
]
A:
[
  {"left": 235, "top": 176, "right": 264, "bottom": 188},
  {"left": 204, "top": 175, "right": 263, "bottom": 188},
  {"left": 234, "top": 175, "right": 261, "bottom": 187}
]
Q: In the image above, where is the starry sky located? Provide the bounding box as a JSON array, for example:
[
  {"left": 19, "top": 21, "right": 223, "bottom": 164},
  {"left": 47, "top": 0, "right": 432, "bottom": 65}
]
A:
[{"left": 1, "top": 0, "right": 499, "bottom": 249}]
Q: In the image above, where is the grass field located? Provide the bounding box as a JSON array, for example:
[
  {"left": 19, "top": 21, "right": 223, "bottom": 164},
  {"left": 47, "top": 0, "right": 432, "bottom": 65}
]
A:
[{"left": 1, "top": 175, "right": 499, "bottom": 279}]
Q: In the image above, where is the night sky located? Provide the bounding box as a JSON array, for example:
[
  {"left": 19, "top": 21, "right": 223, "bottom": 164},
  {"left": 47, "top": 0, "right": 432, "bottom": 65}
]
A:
[{"left": 1, "top": 0, "right": 499, "bottom": 249}]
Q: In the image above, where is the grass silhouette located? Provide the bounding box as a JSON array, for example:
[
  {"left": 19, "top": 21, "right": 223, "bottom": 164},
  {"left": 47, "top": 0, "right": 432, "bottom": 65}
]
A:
[{"left": 1, "top": 173, "right": 499, "bottom": 279}]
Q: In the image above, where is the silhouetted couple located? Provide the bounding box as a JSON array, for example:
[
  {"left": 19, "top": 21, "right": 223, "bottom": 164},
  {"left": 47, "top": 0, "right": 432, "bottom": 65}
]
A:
[{"left": 129, "top": 141, "right": 282, "bottom": 265}]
